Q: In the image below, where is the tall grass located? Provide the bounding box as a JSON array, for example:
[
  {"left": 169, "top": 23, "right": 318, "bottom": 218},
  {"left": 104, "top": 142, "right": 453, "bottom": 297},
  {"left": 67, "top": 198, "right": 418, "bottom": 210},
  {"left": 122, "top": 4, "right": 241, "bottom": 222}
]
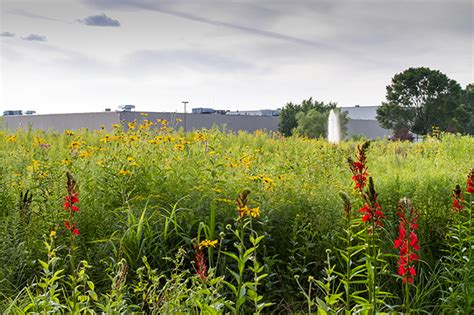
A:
[{"left": 0, "top": 123, "right": 472, "bottom": 313}]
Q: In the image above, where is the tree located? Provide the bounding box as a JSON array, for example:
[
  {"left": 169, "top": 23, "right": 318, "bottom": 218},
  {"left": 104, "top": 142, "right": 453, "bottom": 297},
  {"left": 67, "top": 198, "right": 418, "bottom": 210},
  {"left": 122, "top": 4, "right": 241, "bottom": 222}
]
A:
[
  {"left": 278, "top": 98, "right": 346, "bottom": 138},
  {"left": 278, "top": 102, "right": 299, "bottom": 136},
  {"left": 457, "top": 83, "right": 474, "bottom": 135},
  {"left": 376, "top": 67, "right": 464, "bottom": 135},
  {"left": 294, "top": 109, "right": 327, "bottom": 138}
]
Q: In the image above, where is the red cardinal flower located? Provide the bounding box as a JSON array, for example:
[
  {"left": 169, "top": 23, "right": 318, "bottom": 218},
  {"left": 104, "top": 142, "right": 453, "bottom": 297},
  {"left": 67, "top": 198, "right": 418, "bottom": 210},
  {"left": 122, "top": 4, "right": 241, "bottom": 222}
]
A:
[
  {"left": 358, "top": 178, "right": 384, "bottom": 230},
  {"left": 394, "top": 198, "right": 419, "bottom": 285},
  {"left": 452, "top": 185, "right": 464, "bottom": 212},
  {"left": 64, "top": 173, "right": 80, "bottom": 237},
  {"left": 348, "top": 142, "right": 370, "bottom": 193},
  {"left": 466, "top": 168, "right": 474, "bottom": 194}
]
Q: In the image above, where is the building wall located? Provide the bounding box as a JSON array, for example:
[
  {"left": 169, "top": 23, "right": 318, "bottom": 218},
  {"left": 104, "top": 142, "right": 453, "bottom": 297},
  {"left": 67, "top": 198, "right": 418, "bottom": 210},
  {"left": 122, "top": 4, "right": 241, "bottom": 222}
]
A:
[
  {"left": 2, "top": 111, "right": 279, "bottom": 134},
  {"left": 2, "top": 112, "right": 121, "bottom": 132},
  {"left": 2, "top": 111, "right": 391, "bottom": 139},
  {"left": 346, "top": 119, "right": 391, "bottom": 139}
]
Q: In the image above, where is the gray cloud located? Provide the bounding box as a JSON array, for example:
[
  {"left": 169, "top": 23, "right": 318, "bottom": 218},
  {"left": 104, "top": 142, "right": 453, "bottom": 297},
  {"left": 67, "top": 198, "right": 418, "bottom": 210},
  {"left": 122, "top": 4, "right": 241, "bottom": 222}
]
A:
[
  {"left": 0, "top": 32, "right": 16, "bottom": 37},
  {"left": 77, "top": 13, "right": 121, "bottom": 27},
  {"left": 22, "top": 34, "right": 47, "bottom": 42}
]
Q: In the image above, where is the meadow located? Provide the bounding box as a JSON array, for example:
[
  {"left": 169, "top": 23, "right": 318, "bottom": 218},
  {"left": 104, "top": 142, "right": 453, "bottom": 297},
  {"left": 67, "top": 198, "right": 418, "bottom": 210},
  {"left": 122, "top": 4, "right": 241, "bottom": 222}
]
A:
[{"left": 0, "top": 117, "right": 472, "bottom": 314}]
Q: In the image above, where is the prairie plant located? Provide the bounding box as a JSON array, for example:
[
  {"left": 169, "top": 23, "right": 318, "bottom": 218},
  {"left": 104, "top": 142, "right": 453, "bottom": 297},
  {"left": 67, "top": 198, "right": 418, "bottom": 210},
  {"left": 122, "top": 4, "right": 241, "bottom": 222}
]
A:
[
  {"left": 21, "top": 231, "right": 65, "bottom": 313},
  {"left": 347, "top": 142, "right": 391, "bottom": 313},
  {"left": 439, "top": 169, "right": 474, "bottom": 313},
  {"left": 222, "top": 190, "right": 272, "bottom": 314}
]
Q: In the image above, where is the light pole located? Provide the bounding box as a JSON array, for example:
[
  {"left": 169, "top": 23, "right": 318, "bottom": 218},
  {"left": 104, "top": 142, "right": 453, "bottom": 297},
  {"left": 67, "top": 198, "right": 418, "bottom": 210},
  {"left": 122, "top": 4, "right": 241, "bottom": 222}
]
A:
[{"left": 182, "top": 101, "right": 188, "bottom": 133}]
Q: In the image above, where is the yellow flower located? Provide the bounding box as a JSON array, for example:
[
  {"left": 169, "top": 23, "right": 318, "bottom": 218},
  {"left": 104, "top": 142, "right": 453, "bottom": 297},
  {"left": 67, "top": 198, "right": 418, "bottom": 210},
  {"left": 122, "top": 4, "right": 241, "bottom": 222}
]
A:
[
  {"left": 237, "top": 205, "right": 261, "bottom": 218},
  {"left": 240, "top": 155, "right": 252, "bottom": 167},
  {"left": 199, "top": 239, "right": 218, "bottom": 249},
  {"left": 61, "top": 159, "right": 72, "bottom": 165},
  {"left": 28, "top": 159, "right": 41, "bottom": 172},
  {"left": 118, "top": 169, "right": 131, "bottom": 176},
  {"left": 64, "top": 130, "right": 75, "bottom": 136},
  {"left": 141, "top": 113, "right": 148, "bottom": 117},
  {"left": 6, "top": 135, "right": 17, "bottom": 143},
  {"left": 249, "top": 175, "right": 275, "bottom": 191},
  {"left": 238, "top": 205, "right": 250, "bottom": 218},
  {"left": 128, "top": 156, "right": 139, "bottom": 167},
  {"left": 139, "top": 119, "right": 153, "bottom": 131},
  {"left": 174, "top": 143, "right": 185, "bottom": 151},
  {"left": 33, "top": 136, "right": 46, "bottom": 146},
  {"left": 128, "top": 122, "right": 136, "bottom": 130},
  {"left": 38, "top": 172, "right": 48, "bottom": 179},
  {"left": 79, "top": 149, "right": 93, "bottom": 158},
  {"left": 50, "top": 230, "right": 57, "bottom": 238},
  {"left": 69, "top": 141, "right": 82, "bottom": 150},
  {"left": 249, "top": 207, "right": 260, "bottom": 218},
  {"left": 127, "top": 135, "right": 139, "bottom": 142}
]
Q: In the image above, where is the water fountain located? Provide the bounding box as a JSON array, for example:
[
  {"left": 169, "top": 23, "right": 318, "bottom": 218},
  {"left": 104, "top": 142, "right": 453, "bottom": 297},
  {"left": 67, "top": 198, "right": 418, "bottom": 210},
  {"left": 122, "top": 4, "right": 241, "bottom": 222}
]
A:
[{"left": 327, "top": 109, "right": 341, "bottom": 144}]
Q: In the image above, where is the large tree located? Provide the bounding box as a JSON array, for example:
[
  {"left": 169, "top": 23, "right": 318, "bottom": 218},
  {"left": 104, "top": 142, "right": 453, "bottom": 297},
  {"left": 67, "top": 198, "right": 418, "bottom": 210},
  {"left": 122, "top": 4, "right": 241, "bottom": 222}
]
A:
[
  {"left": 278, "top": 98, "right": 346, "bottom": 137},
  {"left": 376, "top": 67, "right": 464, "bottom": 135}
]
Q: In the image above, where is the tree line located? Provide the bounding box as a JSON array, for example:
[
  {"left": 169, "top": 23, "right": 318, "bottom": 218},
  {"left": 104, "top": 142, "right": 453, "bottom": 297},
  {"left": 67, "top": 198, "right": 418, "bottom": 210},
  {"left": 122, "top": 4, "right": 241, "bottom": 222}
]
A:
[{"left": 279, "top": 67, "right": 473, "bottom": 138}]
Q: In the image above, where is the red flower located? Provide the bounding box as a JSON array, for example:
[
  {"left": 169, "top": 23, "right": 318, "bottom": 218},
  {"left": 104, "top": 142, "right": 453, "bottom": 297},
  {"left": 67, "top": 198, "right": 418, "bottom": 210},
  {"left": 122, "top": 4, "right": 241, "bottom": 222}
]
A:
[
  {"left": 452, "top": 185, "right": 464, "bottom": 212},
  {"left": 63, "top": 172, "right": 80, "bottom": 237},
  {"left": 348, "top": 142, "right": 370, "bottom": 193},
  {"left": 466, "top": 169, "right": 474, "bottom": 194},
  {"left": 394, "top": 198, "right": 419, "bottom": 285},
  {"left": 358, "top": 179, "right": 384, "bottom": 228},
  {"left": 352, "top": 161, "right": 364, "bottom": 172},
  {"left": 64, "top": 193, "right": 80, "bottom": 212}
]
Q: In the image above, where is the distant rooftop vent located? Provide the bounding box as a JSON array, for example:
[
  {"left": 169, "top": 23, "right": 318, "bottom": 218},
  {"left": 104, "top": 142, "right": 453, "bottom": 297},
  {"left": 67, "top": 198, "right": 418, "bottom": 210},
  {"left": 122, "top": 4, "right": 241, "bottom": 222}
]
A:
[
  {"left": 192, "top": 108, "right": 215, "bottom": 114},
  {"left": 3, "top": 110, "right": 23, "bottom": 116},
  {"left": 117, "top": 104, "right": 135, "bottom": 112}
]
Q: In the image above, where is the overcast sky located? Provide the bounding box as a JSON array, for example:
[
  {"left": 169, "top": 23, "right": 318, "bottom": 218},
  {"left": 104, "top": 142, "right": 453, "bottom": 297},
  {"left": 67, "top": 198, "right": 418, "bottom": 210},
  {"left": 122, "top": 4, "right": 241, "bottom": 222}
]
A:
[{"left": 0, "top": 0, "right": 472, "bottom": 114}]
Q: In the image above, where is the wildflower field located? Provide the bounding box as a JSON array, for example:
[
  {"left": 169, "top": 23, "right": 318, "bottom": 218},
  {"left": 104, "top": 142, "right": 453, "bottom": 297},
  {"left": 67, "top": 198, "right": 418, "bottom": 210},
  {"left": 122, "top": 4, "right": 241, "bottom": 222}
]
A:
[{"left": 0, "top": 118, "right": 472, "bottom": 314}]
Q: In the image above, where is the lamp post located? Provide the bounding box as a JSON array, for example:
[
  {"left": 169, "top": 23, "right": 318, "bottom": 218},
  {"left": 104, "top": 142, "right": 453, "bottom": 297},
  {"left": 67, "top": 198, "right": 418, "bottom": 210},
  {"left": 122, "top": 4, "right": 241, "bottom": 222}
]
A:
[{"left": 182, "top": 101, "right": 188, "bottom": 133}]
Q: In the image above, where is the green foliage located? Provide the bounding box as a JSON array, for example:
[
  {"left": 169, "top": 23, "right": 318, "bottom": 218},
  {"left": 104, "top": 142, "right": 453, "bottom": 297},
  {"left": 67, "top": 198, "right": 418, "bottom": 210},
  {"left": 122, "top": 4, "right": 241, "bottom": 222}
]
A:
[
  {"left": 278, "top": 98, "right": 347, "bottom": 138},
  {"left": 459, "top": 83, "right": 474, "bottom": 135},
  {"left": 377, "top": 67, "right": 465, "bottom": 135}
]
